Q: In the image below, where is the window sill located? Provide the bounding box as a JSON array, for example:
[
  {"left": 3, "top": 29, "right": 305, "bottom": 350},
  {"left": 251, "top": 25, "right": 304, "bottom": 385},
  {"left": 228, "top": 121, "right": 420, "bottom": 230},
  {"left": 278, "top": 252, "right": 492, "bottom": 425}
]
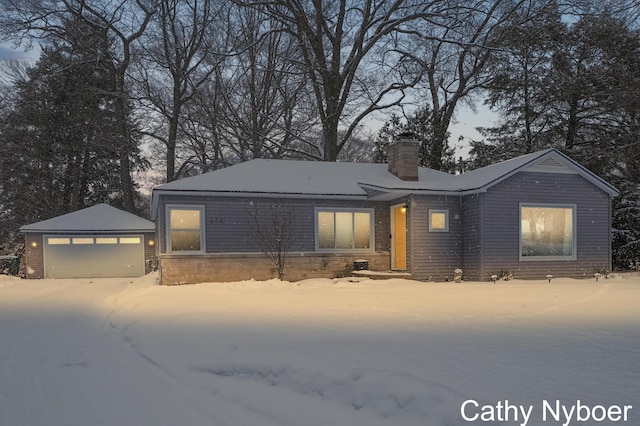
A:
[{"left": 519, "top": 256, "right": 577, "bottom": 262}]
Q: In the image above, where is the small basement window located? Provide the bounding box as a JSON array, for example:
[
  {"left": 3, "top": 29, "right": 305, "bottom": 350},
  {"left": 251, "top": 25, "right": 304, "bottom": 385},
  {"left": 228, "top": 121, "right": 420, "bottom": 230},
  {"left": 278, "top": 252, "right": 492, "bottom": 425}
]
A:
[{"left": 167, "top": 205, "right": 205, "bottom": 253}]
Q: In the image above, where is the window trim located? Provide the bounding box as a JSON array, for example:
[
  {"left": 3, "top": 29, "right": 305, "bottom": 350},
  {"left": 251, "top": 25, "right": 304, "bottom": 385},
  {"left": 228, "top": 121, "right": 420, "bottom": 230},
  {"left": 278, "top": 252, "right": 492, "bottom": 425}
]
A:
[
  {"left": 519, "top": 203, "right": 577, "bottom": 262},
  {"left": 166, "top": 204, "right": 206, "bottom": 254},
  {"left": 429, "top": 209, "right": 449, "bottom": 232},
  {"left": 314, "top": 207, "right": 375, "bottom": 252}
]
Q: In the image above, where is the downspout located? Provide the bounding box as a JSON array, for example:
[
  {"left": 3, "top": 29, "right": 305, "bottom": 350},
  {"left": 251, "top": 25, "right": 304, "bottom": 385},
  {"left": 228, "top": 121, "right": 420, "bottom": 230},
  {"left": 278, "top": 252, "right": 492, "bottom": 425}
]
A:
[
  {"left": 609, "top": 196, "right": 613, "bottom": 273},
  {"left": 478, "top": 193, "right": 485, "bottom": 281},
  {"left": 407, "top": 196, "right": 413, "bottom": 277}
]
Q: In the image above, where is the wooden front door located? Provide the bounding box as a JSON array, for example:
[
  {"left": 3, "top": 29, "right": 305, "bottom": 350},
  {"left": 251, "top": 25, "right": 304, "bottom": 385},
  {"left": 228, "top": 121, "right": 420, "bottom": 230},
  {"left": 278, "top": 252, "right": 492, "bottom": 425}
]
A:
[{"left": 391, "top": 204, "right": 407, "bottom": 270}]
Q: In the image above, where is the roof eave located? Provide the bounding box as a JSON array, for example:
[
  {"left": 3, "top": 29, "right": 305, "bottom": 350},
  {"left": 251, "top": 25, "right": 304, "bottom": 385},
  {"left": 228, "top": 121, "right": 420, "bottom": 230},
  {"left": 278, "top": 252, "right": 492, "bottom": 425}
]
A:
[
  {"left": 21, "top": 228, "right": 155, "bottom": 233},
  {"left": 359, "top": 183, "right": 485, "bottom": 199}
]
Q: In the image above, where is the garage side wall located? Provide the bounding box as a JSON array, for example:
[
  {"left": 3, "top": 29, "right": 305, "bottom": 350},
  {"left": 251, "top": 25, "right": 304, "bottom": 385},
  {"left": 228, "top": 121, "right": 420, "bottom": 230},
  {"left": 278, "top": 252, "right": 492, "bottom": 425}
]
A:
[
  {"left": 143, "top": 232, "right": 157, "bottom": 274},
  {"left": 24, "top": 233, "right": 44, "bottom": 279}
]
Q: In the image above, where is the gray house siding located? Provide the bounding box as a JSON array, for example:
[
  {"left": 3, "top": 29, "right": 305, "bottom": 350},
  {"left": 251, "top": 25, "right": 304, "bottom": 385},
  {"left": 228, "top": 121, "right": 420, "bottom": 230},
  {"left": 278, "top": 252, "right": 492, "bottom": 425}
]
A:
[
  {"left": 157, "top": 194, "right": 390, "bottom": 254},
  {"left": 408, "top": 194, "right": 463, "bottom": 281},
  {"left": 479, "top": 171, "right": 612, "bottom": 280},
  {"left": 461, "top": 194, "right": 481, "bottom": 281},
  {"left": 156, "top": 194, "right": 392, "bottom": 283}
]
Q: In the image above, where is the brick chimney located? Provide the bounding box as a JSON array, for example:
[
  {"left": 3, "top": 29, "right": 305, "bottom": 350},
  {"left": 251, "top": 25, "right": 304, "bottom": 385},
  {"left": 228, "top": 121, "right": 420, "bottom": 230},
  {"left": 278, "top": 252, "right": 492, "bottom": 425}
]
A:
[{"left": 387, "top": 132, "right": 419, "bottom": 181}]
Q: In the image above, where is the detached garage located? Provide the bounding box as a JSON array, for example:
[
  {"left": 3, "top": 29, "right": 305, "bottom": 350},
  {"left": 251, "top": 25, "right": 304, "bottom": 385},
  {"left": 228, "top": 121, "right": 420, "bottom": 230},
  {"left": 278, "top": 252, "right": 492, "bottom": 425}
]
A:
[{"left": 20, "top": 204, "right": 156, "bottom": 279}]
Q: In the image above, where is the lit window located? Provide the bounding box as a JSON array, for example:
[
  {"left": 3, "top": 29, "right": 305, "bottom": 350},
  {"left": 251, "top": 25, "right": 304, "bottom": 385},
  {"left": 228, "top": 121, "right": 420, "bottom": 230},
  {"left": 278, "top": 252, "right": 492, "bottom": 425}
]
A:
[
  {"left": 429, "top": 210, "right": 449, "bottom": 232},
  {"left": 316, "top": 209, "right": 373, "bottom": 251},
  {"left": 119, "top": 237, "right": 141, "bottom": 244},
  {"left": 72, "top": 237, "right": 94, "bottom": 244},
  {"left": 47, "top": 237, "right": 70, "bottom": 245},
  {"left": 167, "top": 206, "right": 204, "bottom": 252},
  {"left": 96, "top": 237, "right": 118, "bottom": 244},
  {"left": 520, "top": 204, "right": 576, "bottom": 260}
]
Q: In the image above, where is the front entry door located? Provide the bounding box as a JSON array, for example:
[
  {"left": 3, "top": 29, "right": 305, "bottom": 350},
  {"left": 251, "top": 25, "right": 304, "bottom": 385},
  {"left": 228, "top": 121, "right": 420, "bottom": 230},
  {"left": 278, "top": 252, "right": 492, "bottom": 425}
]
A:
[{"left": 391, "top": 204, "right": 407, "bottom": 270}]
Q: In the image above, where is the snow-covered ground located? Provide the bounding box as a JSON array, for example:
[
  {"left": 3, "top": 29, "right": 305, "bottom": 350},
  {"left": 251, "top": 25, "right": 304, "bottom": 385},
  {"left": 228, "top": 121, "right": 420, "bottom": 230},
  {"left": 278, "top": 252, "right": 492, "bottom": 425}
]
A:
[{"left": 1, "top": 273, "right": 638, "bottom": 426}]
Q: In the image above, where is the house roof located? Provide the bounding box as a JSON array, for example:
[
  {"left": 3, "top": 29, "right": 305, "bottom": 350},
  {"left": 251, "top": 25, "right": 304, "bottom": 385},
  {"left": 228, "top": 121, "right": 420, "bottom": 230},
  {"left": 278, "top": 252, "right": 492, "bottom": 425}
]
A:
[
  {"left": 154, "top": 159, "right": 454, "bottom": 197},
  {"left": 151, "top": 149, "right": 618, "bottom": 216},
  {"left": 360, "top": 148, "right": 618, "bottom": 196},
  {"left": 20, "top": 203, "right": 155, "bottom": 233}
]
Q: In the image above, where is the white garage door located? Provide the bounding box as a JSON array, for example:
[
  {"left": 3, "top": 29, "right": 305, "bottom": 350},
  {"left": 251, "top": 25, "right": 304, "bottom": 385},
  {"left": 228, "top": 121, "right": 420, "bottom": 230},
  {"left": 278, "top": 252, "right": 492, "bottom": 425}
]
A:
[{"left": 44, "top": 235, "right": 145, "bottom": 278}]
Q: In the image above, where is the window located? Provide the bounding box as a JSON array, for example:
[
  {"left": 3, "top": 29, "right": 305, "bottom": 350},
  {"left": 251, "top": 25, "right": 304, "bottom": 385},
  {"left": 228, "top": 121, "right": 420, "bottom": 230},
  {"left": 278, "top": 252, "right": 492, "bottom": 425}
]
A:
[
  {"left": 316, "top": 208, "right": 373, "bottom": 251},
  {"left": 47, "top": 237, "right": 70, "bottom": 245},
  {"left": 167, "top": 206, "right": 205, "bottom": 252},
  {"left": 429, "top": 209, "right": 449, "bottom": 232},
  {"left": 520, "top": 204, "right": 576, "bottom": 260},
  {"left": 72, "top": 237, "right": 94, "bottom": 244},
  {"left": 96, "top": 237, "right": 118, "bottom": 245},
  {"left": 119, "top": 237, "right": 141, "bottom": 244}
]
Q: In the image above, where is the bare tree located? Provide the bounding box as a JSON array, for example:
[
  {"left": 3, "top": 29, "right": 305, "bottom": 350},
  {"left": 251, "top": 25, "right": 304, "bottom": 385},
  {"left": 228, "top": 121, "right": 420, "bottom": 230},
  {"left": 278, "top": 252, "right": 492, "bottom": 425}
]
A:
[
  {"left": 216, "top": 6, "right": 314, "bottom": 162},
  {"left": 237, "top": 0, "right": 435, "bottom": 161},
  {"left": 247, "top": 200, "right": 299, "bottom": 280},
  {"left": 390, "top": 0, "right": 544, "bottom": 170},
  {"left": 136, "top": 0, "right": 231, "bottom": 182}
]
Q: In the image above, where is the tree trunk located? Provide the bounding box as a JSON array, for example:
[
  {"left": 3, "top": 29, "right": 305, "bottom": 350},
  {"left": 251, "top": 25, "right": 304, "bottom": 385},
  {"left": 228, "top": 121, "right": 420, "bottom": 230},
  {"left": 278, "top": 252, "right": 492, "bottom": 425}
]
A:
[
  {"left": 115, "top": 90, "right": 137, "bottom": 212},
  {"left": 166, "top": 116, "right": 178, "bottom": 182},
  {"left": 322, "top": 122, "right": 339, "bottom": 161}
]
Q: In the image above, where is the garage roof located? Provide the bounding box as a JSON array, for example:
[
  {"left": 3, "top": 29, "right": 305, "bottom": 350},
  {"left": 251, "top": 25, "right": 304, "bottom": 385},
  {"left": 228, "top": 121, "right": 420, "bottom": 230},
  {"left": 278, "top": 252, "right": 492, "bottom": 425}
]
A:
[{"left": 20, "top": 204, "right": 155, "bottom": 233}]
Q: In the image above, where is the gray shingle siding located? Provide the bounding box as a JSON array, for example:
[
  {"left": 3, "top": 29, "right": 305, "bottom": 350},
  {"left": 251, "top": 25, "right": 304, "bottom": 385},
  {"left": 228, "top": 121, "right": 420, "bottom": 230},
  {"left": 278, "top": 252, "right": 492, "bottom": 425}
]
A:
[
  {"left": 462, "top": 194, "right": 481, "bottom": 281},
  {"left": 157, "top": 195, "right": 390, "bottom": 255},
  {"left": 408, "top": 194, "right": 463, "bottom": 281},
  {"left": 478, "top": 171, "right": 612, "bottom": 280}
]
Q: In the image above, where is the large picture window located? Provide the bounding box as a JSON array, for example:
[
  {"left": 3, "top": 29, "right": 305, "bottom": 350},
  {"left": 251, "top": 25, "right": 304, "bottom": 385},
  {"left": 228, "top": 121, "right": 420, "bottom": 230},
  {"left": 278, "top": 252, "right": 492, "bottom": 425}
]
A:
[
  {"left": 167, "top": 205, "right": 204, "bottom": 253},
  {"left": 520, "top": 204, "right": 576, "bottom": 260},
  {"left": 316, "top": 208, "right": 373, "bottom": 251}
]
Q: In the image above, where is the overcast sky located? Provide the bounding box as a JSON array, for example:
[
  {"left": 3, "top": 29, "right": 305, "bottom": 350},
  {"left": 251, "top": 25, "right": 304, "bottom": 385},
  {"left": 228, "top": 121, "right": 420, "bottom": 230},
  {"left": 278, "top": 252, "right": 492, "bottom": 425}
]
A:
[{"left": 0, "top": 42, "right": 38, "bottom": 62}]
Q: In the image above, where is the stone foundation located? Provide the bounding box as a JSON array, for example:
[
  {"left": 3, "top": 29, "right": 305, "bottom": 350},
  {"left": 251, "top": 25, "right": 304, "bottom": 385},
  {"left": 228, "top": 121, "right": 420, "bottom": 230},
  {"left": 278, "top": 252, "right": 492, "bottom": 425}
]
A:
[{"left": 159, "top": 252, "right": 391, "bottom": 285}]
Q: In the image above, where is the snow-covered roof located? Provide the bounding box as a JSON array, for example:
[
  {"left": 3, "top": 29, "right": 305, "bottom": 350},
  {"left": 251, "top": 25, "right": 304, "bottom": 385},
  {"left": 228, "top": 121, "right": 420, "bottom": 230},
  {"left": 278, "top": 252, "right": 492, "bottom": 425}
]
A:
[
  {"left": 154, "top": 160, "right": 454, "bottom": 197},
  {"left": 20, "top": 203, "right": 155, "bottom": 233},
  {"left": 360, "top": 148, "right": 618, "bottom": 195},
  {"left": 151, "top": 149, "right": 618, "bottom": 216}
]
